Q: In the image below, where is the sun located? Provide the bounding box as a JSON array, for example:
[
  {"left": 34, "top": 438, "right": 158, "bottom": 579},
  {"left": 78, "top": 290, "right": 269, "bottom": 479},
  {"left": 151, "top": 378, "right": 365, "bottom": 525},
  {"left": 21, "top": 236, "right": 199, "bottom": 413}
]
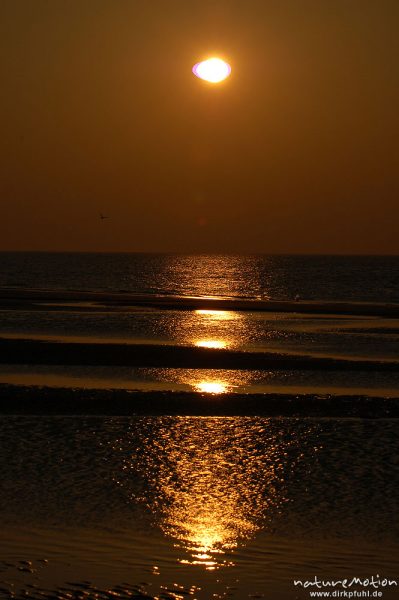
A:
[{"left": 192, "top": 57, "right": 231, "bottom": 83}]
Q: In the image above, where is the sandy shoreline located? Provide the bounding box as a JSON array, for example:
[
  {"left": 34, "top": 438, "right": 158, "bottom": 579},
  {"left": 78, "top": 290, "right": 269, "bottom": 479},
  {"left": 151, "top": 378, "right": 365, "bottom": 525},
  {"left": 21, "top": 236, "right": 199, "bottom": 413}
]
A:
[
  {"left": 1, "top": 337, "right": 398, "bottom": 371},
  {"left": 0, "top": 384, "right": 398, "bottom": 417},
  {"left": 1, "top": 286, "right": 399, "bottom": 316}
]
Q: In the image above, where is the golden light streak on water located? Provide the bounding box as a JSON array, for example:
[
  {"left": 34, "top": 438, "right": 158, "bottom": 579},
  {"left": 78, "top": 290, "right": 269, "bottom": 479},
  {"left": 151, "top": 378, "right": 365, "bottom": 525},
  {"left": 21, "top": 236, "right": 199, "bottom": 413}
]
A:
[
  {"left": 195, "top": 310, "right": 239, "bottom": 321},
  {"left": 113, "top": 418, "right": 306, "bottom": 571},
  {"left": 156, "top": 418, "right": 283, "bottom": 570},
  {"left": 195, "top": 339, "right": 227, "bottom": 349},
  {"left": 195, "top": 381, "right": 228, "bottom": 394}
]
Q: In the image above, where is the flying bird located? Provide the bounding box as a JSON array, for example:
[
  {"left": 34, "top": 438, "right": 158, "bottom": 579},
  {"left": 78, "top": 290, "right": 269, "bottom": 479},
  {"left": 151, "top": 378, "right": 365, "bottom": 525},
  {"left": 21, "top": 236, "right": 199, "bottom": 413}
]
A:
[{"left": 99, "top": 212, "right": 109, "bottom": 220}]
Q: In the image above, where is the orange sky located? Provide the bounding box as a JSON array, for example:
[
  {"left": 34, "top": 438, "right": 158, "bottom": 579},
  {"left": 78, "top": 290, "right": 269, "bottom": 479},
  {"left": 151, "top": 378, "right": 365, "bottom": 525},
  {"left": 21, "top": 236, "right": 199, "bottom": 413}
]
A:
[{"left": 1, "top": 0, "right": 398, "bottom": 253}]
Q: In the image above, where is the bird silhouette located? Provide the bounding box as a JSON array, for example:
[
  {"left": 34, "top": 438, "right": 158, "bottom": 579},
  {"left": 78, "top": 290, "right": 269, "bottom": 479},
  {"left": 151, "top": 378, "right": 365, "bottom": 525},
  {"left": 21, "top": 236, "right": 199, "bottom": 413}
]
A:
[{"left": 99, "top": 212, "right": 109, "bottom": 220}]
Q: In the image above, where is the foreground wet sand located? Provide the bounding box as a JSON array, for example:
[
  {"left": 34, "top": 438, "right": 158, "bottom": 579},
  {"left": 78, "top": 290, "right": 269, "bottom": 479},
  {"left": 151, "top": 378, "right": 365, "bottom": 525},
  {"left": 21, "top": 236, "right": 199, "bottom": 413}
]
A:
[
  {"left": 1, "top": 337, "right": 399, "bottom": 371},
  {"left": 0, "top": 384, "right": 398, "bottom": 417}
]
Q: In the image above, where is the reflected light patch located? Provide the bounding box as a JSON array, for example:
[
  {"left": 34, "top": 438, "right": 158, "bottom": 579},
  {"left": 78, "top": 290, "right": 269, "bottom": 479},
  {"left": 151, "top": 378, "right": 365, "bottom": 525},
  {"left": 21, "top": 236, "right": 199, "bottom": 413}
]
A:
[
  {"left": 195, "top": 310, "right": 239, "bottom": 321},
  {"left": 195, "top": 339, "right": 227, "bottom": 349},
  {"left": 192, "top": 58, "right": 231, "bottom": 83},
  {"left": 196, "top": 381, "right": 228, "bottom": 394},
  {"left": 112, "top": 417, "right": 307, "bottom": 570}
]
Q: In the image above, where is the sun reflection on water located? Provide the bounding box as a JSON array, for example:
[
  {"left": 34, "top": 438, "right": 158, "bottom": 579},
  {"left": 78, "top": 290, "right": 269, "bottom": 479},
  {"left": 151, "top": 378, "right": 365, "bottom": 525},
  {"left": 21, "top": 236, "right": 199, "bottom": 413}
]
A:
[
  {"left": 161, "top": 304, "right": 249, "bottom": 350},
  {"left": 195, "top": 381, "right": 228, "bottom": 394},
  {"left": 190, "top": 310, "right": 240, "bottom": 350},
  {"left": 195, "top": 339, "right": 227, "bottom": 349},
  {"left": 150, "top": 418, "right": 271, "bottom": 570},
  {"left": 195, "top": 310, "right": 240, "bottom": 321},
  {"left": 113, "top": 418, "right": 312, "bottom": 571}
]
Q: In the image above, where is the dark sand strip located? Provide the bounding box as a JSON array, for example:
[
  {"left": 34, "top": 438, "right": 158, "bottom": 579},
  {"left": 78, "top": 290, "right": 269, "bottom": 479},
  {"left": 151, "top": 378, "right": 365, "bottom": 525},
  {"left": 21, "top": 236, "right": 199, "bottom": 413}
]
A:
[
  {"left": 1, "top": 287, "right": 399, "bottom": 316},
  {"left": 0, "top": 384, "right": 398, "bottom": 417},
  {"left": 0, "top": 338, "right": 398, "bottom": 371}
]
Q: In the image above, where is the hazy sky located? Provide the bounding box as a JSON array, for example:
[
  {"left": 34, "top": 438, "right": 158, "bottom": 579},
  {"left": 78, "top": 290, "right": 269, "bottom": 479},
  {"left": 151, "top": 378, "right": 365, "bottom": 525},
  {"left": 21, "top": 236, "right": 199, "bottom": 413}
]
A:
[{"left": 1, "top": 0, "right": 398, "bottom": 253}]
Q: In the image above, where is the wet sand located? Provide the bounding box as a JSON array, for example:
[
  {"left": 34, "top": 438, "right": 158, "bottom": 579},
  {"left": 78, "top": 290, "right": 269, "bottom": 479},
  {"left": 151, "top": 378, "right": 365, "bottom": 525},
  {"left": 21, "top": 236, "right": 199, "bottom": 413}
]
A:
[
  {"left": 0, "top": 384, "right": 398, "bottom": 417},
  {"left": 1, "top": 286, "right": 399, "bottom": 316},
  {"left": 1, "top": 337, "right": 398, "bottom": 371},
  {"left": 2, "top": 530, "right": 398, "bottom": 600}
]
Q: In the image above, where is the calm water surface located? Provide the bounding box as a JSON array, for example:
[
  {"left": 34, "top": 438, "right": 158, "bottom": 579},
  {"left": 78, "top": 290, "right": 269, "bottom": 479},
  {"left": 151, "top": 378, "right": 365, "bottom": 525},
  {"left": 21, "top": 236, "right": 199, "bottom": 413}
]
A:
[
  {"left": 1, "top": 252, "right": 399, "bottom": 302},
  {"left": 1, "top": 416, "right": 398, "bottom": 599}
]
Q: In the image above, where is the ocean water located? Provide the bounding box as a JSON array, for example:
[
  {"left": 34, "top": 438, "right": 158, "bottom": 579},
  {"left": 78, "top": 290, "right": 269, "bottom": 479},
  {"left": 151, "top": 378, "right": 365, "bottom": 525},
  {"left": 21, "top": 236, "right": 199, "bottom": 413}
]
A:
[
  {"left": 0, "top": 254, "right": 399, "bottom": 598},
  {"left": 0, "top": 253, "right": 399, "bottom": 396},
  {"left": 0, "top": 416, "right": 398, "bottom": 599},
  {"left": 1, "top": 252, "right": 399, "bottom": 301}
]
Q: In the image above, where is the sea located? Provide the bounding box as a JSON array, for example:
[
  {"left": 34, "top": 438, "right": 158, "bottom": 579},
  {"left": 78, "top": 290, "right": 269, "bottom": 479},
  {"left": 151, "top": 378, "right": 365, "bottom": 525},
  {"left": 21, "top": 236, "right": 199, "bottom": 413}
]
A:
[
  {"left": 0, "top": 252, "right": 399, "bottom": 395},
  {"left": 1, "top": 252, "right": 399, "bottom": 301},
  {"left": 0, "top": 253, "right": 398, "bottom": 599}
]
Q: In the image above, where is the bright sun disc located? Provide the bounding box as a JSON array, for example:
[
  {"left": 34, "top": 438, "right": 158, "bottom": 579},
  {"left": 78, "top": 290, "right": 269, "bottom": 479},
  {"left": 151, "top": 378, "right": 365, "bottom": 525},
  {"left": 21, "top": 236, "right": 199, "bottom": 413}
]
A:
[{"left": 192, "top": 58, "right": 231, "bottom": 83}]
